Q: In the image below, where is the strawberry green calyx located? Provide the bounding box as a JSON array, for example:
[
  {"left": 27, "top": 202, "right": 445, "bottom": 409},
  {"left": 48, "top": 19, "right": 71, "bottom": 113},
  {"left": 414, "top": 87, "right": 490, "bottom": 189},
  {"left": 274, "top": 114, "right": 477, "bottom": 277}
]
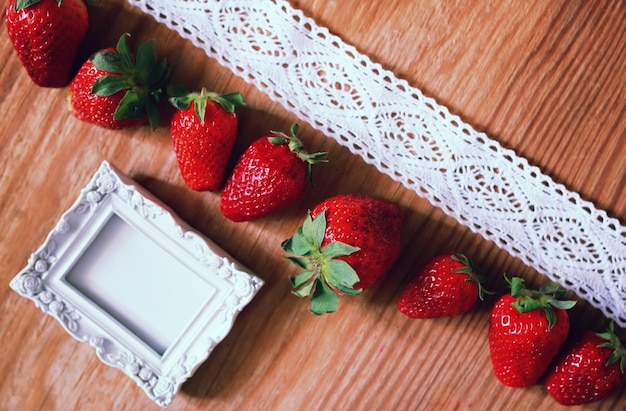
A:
[
  {"left": 282, "top": 210, "right": 361, "bottom": 315},
  {"left": 14, "top": 0, "right": 54, "bottom": 10},
  {"left": 268, "top": 123, "right": 328, "bottom": 183},
  {"left": 90, "top": 33, "right": 170, "bottom": 130},
  {"left": 597, "top": 321, "right": 626, "bottom": 373},
  {"left": 167, "top": 84, "right": 245, "bottom": 124},
  {"left": 506, "top": 276, "right": 576, "bottom": 329},
  {"left": 451, "top": 253, "right": 492, "bottom": 301}
]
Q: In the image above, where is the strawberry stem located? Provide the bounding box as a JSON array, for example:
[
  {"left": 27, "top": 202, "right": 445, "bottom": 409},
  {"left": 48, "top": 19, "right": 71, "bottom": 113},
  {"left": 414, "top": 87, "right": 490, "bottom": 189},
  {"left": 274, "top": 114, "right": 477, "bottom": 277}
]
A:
[
  {"left": 269, "top": 123, "right": 328, "bottom": 184},
  {"left": 282, "top": 211, "right": 361, "bottom": 315},
  {"left": 451, "top": 253, "right": 493, "bottom": 300},
  {"left": 15, "top": 0, "right": 46, "bottom": 11},
  {"left": 506, "top": 276, "right": 576, "bottom": 329},
  {"left": 167, "top": 85, "right": 245, "bottom": 124},
  {"left": 597, "top": 321, "right": 626, "bottom": 373},
  {"left": 90, "top": 33, "right": 170, "bottom": 130}
]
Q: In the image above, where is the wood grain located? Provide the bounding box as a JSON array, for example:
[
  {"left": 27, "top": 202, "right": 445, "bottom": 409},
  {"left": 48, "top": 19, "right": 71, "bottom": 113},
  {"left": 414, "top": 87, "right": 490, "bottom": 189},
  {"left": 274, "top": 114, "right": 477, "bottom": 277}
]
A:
[{"left": 1, "top": 0, "right": 624, "bottom": 410}]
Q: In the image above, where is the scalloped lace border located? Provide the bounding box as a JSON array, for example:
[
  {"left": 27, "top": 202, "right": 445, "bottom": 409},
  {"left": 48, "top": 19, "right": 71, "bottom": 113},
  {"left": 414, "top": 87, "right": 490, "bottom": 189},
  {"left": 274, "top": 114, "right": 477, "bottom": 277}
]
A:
[{"left": 127, "top": 0, "right": 626, "bottom": 326}]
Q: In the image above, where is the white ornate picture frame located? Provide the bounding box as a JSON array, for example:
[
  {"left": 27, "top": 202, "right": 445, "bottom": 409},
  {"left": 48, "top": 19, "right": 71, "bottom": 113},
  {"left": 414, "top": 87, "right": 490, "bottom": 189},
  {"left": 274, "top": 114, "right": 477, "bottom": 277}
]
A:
[{"left": 10, "top": 161, "right": 264, "bottom": 407}]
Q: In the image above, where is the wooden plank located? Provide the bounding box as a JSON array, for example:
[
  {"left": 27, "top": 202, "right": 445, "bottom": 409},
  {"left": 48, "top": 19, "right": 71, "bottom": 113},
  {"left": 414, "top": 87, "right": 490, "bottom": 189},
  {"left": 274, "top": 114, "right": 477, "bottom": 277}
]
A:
[{"left": 0, "top": 0, "right": 624, "bottom": 410}]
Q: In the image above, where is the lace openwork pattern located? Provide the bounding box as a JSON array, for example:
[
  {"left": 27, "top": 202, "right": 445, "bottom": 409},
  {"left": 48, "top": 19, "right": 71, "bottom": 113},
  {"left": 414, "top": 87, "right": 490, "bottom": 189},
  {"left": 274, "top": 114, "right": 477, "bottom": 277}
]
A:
[{"left": 128, "top": 0, "right": 626, "bottom": 325}]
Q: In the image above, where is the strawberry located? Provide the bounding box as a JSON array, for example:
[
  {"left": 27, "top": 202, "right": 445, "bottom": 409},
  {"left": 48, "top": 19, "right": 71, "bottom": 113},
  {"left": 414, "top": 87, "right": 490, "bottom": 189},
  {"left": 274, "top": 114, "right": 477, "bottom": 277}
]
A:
[
  {"left": 220, "top": 123, "right": 327, "bottom": 222},
  {"left": 4, "top": 0, "right": 88, "bottom": 87},
  {"left": 397, "top": 253, "right": 489, "bottom": 318},
  {"left": 281, "top": 195, "right": 403, "bottom": 315},
  {"left": 488, "top": 276, "right": 576, "bottom": 387},
  {"left": 168, "top": 85, "right": 245, "bottom": 191},
  {"left": 67, "top": 33, "right": 169, "bottom": 130},
  {"left": 544, "top": 321, "right": 626, "bottom": 405}
]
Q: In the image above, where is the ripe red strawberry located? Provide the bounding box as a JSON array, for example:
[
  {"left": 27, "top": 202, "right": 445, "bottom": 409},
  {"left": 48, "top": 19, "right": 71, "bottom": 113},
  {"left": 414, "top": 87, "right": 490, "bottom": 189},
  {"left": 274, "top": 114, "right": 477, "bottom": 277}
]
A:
[
  {"left": 169, "top": 86, "right": 245, "bottom": 191},
  {"left": 488, "top": 276, "right": 576, "bottom": 387},
  {"left": 282, "top": 195, "right": 403, "bottom": 315},
  {"left": 67, "top": 33, "right": 169, "bottom": 130},
  {"left": 5, "top": 0, "right": 89, "bottom": 87},
  {"left": 220, "top": 123, "right": 327, "bottom": 222},
  {"left": 545, "top": 322, "right": 626, "bottom": 405},
  {"left": 397, "top": 253, "right": 489, "bottom": 318}
]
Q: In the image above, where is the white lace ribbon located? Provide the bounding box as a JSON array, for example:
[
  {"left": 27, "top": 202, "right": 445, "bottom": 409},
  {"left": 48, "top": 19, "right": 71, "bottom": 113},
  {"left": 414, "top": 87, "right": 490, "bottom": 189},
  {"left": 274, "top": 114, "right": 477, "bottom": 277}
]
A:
[{"left": 128, "top": 0, "right": 626, "bottom": 325}]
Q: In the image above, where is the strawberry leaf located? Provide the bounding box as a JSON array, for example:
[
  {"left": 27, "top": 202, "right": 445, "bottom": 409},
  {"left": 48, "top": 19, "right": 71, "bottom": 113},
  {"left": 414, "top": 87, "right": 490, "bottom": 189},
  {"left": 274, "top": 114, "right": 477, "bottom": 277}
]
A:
[
  {"left": 167, "top": 87, "right": 243, "bottom": 123},
  {"left": 548, "top": 298, "right": 577, "bottom": 310},
  {"left": 511, "top": 297, "right": 542, "bottom": 313},
  {"left": 90, "top": 33, "right": 169, "bottom": 129},
  {"left": 450, "top": 253, "right": 493, "bottom": 300},
  {"left": 508, "top": 276, "right": 525, "bottom": 296},
  {"left": 302, "top": 211, "right": 326, "bottom": 248},
  {"left": 507, "top": 275, "right": 575, "bottom": 329},
  {"left": 285, "top": 255, "right": 312, "bottom": 270},
  {"left": 144, "top": 98, "right": 161, "bottom": 130},
  {"left": 282, "top": 229, "right": 314, "bottom": 256},
  {"left": 145, "top": 56, "right": 170, "bottom": 91},
  {"left": 322, "top": 259, "right": 362, "bottom": 295},
  {"left": 15, "top": 0, "right": 41, "bottom": 11},
  {"left": 91, "top": 75, "right": 133, "bottom": 96},
  {"left": 321, "top": 241, "right": 360, "bottom": 259},
  {"left": 91, "top": 50, "right": 127, "bottom": 74},
  {"left": 115, "top": 33, "right": 135, "bottom": 72},
  {"left": 268, "top": 137, "right": 288, "bottom": 145},
  {"left": 293, "top": 279, "right": 316, "bottom": 298},
  {"left": 214, "top": 92, "right": 245, "bottom": 113},
  {"left": 167, "top": 85, "right": 193, "bottom": 110},
  {"left": 114, "top": 90, "right": 145, "bottom": 120},
  {"left": 310, "top": 279, "right": 338, "bottom": 315},
  {"left": 597, "top": 321, "right": 616, "bottom": 343},
  {"left": 170, "top": 96, "right": 193, "bottom": 110},
  {"left": 544, "top": 306, "right": 557, "bottom": 329},
  {"left": 194, "top": 96, "right": 208, "bottom": 125},
  {"left": 606, "top": 352, "right": 621, "bottom": 367},
  {"left": 283, "top": 210, "right": 363, "bottom": 314},
  {"left": 269, "top": 123, "right": 327, "bottom": 184},
  {"left": 290, "top": 270, "right": 316, "bottom": 288},
  {"left": 90, "top": 34, "right": 134, "bottom": 75},
  {"left": 136, "top": 39, "right": 157, "bottom": 77},
  {"left": 596, "top": 321, "right": 626, "bottom": 373}
]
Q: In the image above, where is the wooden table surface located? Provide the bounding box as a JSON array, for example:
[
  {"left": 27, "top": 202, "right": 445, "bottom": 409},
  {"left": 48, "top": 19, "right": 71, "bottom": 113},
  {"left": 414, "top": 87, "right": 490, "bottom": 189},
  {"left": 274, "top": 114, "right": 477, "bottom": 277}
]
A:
[{"left": 1, "top": 0, "right": 625, "bottom": 410}]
